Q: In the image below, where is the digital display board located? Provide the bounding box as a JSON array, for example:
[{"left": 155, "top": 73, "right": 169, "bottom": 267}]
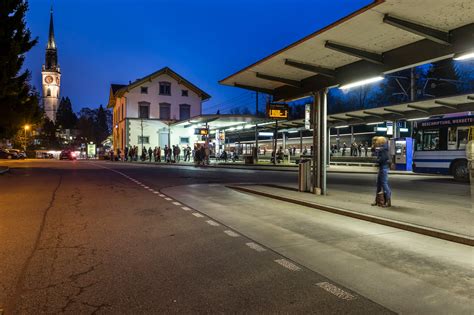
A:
[
  {"left": 267, "top": 103, "right": 289, "bottom": 119},
  {"left": 194, "top": 128, "right": 209, "bottom": 135}
]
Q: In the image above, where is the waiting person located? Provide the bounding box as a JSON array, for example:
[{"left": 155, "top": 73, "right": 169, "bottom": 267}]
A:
[
  {"left": 141, "top": 147, "right": 147, "bottom": 161},
  {"left": 148, "top": 147, "right": 152, "bottom": 162},
  {"left": 358, "top": 143, "right": 362, "bottom": 157},
  {"left": 277, "top": 146, "right": 284, "bottom": 163},
  {"left": 371, "top": 137, "right": 392, "bottom": 207},
  {"left": 364, "top": 141, "right": 369, "bottom": 157},
  {"left": 184, "top": 145, "right": 191, "bottom": 162},
  {"left": 302, "top": 146, "right": 308, "bottom": 155},
  {"left": 116, "top": 148, "right": 121, "bottom": 161},
  {"left": 342, "top": 142, "right": 346, "bottom": 156},
  {"left": 124, "top": 146, "right": 129, "bottom": 162}
]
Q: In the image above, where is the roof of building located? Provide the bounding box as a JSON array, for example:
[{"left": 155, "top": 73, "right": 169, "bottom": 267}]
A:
[
  {"left": 220, "top": 0, "right": 474, "bottom": 101},
  {"left": 108, "top": 67, "right": 211, "bottom": 108}
]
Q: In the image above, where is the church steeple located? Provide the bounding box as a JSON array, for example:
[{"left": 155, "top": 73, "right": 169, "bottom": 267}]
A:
[
  {"left": 47, "top": 6, "right": 56, "bottom": 49},
  {"left": 44, "top": 6, "right": 58, "bottom": 70}
]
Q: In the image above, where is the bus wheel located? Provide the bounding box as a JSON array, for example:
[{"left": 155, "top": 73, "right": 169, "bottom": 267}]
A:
[{"left": 452, "top": 160, "right": 469, "bottom": 182}]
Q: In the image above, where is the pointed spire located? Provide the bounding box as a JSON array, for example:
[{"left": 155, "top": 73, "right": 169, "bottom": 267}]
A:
[{"left": 47, "top": 6, "right": 56, "bottom": 50}]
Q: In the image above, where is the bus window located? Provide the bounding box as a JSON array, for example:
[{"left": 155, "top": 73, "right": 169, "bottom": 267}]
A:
[
  {"left": 415, "top": 130, "right": 423, "bottom": 151},
  {"left": 422, "top": 130, "right": 439, "bottom": 150},
  {"left": 448, "top": 127, "right": 457, "bottom": 150},
  {"left": 457, "top": 128, "right": 468, "bottom": 150}
]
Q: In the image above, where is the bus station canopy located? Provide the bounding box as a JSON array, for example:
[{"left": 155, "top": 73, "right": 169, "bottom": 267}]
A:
[
  {"left": 172, "top": 114, "right": 267, "bottom": 130},
  {"left": 222, "top": 93, "right": 474, "bottom": 135},
  {"left": 219, "top": 0, "right": 474, "bottom": 101}
]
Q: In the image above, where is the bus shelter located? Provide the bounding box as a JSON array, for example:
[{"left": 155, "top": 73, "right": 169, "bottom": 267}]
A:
[{"left": 220, "top": 0, "right": 474, "bottom": 195}]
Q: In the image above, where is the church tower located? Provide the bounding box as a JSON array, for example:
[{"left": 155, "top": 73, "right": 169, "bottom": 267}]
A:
[{"left": 42, "top": 7, "right": 61, "bottom": 123}]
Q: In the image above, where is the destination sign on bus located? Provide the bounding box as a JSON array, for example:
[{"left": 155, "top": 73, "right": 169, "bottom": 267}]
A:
[
  {"left": 267, "top": 103, "right": 289, "bottom": 119},
  {"left": 419, "top": 116, "right": 474, "bottom": 128}
]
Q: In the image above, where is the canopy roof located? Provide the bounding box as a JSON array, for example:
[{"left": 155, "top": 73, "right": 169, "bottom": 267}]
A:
[
  {"left": 172, "top": 114, "right": 267, "bottom": 130},
  {"left": 220, "top": 0, "right": 474, "bottom": 101},
  {"left": 222, "top": 93, "right": 474, "bottom": 134}
]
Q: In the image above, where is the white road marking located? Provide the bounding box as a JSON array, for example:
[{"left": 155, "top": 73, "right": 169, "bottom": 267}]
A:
[
  {"left": 205, "top": 220, "right": 220, "bottom": 226},
  {"left": 316, "top": 282, "right": 356, "bottom": 300},
  {"left": 143, "top": 186, "right": 149, "bottom": 189},
  {"left": 223, "top": 230, "right": 240, "bottom": 237},
  {"left": 181, "top": 207, "right": 191, "bottom": 211},
  {"left": 192, "top": 212, "right": 204, "bottom": 218},
  {"left": 246, "top": 242, "right": 266, "bottom": 252},
  {"left": 172, "top": 201, "right": 182, "bottom": 206},
  {"left": 153, "top": 191, "right": 159, "bottom": 194},
  {"left": 164, "top": 197, "right": 173, "bottom": 201},
  {"left": 274, "top": 259, "right": 301, "bottom": 271},
  {"left": 159, "top": 194, "right": 166, "bottom": 197}
]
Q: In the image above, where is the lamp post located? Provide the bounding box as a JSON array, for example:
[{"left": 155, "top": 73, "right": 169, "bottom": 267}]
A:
[{"left": 23, "top": 124, "right": 30, "bottom": 151}]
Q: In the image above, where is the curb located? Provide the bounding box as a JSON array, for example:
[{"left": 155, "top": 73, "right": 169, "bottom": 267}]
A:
[
  {"left": 227, "top": 185, "right": 474, "bottom": 247},
  {"left": 0, "top": 167, "right": 10, "bottom": 175},
  {"left": 107, "top": 161, "right": 437, "bottom": 176}
]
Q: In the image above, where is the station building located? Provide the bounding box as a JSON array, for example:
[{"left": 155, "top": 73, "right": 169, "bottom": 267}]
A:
[{"left": 108, "top": 67, "right": 211, "bottom": 152}]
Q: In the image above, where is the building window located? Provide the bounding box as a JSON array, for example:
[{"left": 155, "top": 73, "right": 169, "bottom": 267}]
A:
[
  {"left": 141, "top": 86, "right": 148, "bottom": 94},
  {"left": 138, "top": 136, "right": 150, "bottom": 144},
  {"left": 181, "top": 90, "right": 188, "bottom": 97},
  {"left": 159, "top": 82, "right": 171, "bottom": 95},
  {"left": 138, "top": 102, "right": 150, "bottom": 119},
  {"left": 179, "top": 137, "right": 190, "bottom": 144},
  {"left": 179, "top": 104, "right": 191, "bottom": 120},
  {"left": 47, "top": 88, "right": 51, "bottom": 96},
  {"left": 159, "top": 103, "right": 171, "bottom": 120}
]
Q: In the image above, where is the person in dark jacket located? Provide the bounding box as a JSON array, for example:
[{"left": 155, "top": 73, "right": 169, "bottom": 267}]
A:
[{"left": 372, "top": 137, "right": 392, "bottom": 207}]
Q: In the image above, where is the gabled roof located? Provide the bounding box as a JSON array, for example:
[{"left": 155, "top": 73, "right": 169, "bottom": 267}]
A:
[{"left": 107, "top": 67, "right": 211, "bottom": 108}]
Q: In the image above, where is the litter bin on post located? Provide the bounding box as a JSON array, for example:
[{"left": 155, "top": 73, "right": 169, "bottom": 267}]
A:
[
  {"left": 244, "top": 155, "right": 254, "bottom": 164},
  {"left": 298, "top": 159, "right": 311, "bottom": 192}
]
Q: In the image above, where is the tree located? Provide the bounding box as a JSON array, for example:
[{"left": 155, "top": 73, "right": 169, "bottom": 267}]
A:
[
  {"left": 56, "top": 97, "right": 77, "bottom": 129},
  {"left": 0, "top": 0, "right": 41, "bottom": 139},
  {"left": 425, "top": 59, "right": 461, "bottom": 97},
  {"left": 95, "top": 105, "right": 109, "bottom": 144}
]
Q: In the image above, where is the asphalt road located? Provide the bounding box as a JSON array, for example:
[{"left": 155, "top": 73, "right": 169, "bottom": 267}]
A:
[
  {"left": 0, "top": 160, "right": 393, "bottom": 314},
  {"left": 0, "top": 160, "right": 472, "bottom": 314}
]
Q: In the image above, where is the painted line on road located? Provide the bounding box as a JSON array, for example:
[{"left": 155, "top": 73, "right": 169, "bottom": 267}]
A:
[
  {"left": 192, "top": 212, "right": 204, "bottom": 218},
  {"left": 159, "top": 194, "right": 166, "bottom": 197},
  {"left": 274, "top": 259, "right": 301, "bottom": 271},
  {"left": 164, "top": 197, "right": 173, "bottom": 201},
  {"left": 181, "top": 207, "right": 191, "bottom": 211},
  {"left": 245, "top": 242, "right": 266, "bottom": 252},
  {"left": 205, "top": 220, "right": 220, "bottom": 226},
  {"left": 172, "top": 201, "right": 182, "bottom": 206},
  {"left": 223, "top": 230, "right": 240, "bottom": 237},
  {"left": 316, "top": 282, "right": 356, "bottom": 301},
  {"left": 153, "top": 191, "right": 160, "bottom": 194}
]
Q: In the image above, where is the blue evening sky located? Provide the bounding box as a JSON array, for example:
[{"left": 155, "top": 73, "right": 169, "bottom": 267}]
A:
[{"left": 24, "top": 0, "right": 373, "bottom": 113}]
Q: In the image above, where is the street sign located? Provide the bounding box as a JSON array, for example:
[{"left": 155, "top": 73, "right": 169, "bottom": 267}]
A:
[{"left": 267, "top": 103, "right": 289, "bottom": 119}]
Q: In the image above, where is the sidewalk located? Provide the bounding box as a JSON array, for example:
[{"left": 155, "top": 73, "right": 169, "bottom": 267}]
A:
[{"left": 227, "top": 184, "right": 473, "bottom": 245}]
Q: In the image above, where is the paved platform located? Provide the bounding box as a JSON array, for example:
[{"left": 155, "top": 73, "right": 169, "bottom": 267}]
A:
[{"left": 228, "top": 183, "right": 473, "bottom": 242}]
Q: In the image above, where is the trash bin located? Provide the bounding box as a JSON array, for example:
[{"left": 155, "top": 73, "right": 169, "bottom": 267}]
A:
[
  {"left": 244, "top": 155, "right": 254, "bottom": 164},
  {"left": 298, "top": 159, "right": 311, "bottom": 192}
]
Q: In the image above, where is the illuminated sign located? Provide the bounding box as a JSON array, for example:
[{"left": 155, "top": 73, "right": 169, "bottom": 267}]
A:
[
  {"left": 194, "top": 128, "right": 209, "bottom": 136},
  {"left": 267, "top": 103, "right": 289, "bottom": 119}
]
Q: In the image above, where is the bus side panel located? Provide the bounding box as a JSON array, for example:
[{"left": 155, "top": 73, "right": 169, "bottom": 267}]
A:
[{"left": 413, "top": 150, "right": 465, "bottom": 175}]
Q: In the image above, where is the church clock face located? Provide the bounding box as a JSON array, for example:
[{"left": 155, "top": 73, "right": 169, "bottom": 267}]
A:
[{"left": 45, "top": 76, "right": 53, "bottom": 84}]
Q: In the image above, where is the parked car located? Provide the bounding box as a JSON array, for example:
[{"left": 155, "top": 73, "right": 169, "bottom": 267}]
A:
[
  {"left": 0, "top": 148, "right": 18, "bottom": 159},
  {"left": 7, "top": 149, "right": 26, "bottom": 159},
  {"left": 59, "top": 150, "right": 77, "bottom": 160}
]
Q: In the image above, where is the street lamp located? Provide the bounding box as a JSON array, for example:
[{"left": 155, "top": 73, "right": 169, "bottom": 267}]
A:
[{"left": 23, "top": 124, "right": 30, "bottom": 151}]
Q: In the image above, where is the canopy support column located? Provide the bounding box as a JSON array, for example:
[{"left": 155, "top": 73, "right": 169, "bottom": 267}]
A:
[{"left": 320, "top": 89, "right": 328, "bottom": 195}]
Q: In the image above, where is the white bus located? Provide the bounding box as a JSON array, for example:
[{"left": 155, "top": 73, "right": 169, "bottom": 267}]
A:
[{"left": 413, "top": 114, "right": 474, "bottom": 181}]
